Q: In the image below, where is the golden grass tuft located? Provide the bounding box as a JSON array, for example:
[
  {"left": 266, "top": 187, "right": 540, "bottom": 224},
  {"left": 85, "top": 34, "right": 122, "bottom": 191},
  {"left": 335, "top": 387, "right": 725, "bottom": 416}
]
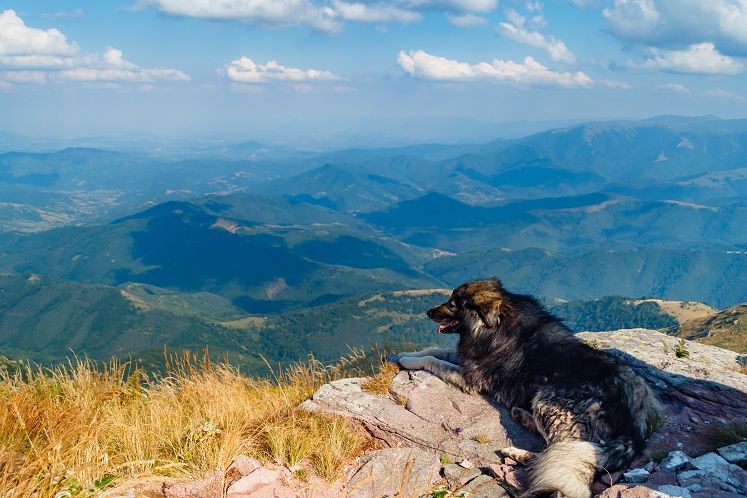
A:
[
  {"left": 360, "top": 361, "right": 400, "bottom": 397},
  {"left": 0, "top": 349, "right": 377, "bottom": 497}
]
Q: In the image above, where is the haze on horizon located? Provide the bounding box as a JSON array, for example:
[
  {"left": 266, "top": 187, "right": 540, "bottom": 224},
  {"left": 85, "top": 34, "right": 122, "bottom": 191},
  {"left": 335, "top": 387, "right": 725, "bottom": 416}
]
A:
[{"left": 2, "top": 1, "right": 747, "bottom": 149}]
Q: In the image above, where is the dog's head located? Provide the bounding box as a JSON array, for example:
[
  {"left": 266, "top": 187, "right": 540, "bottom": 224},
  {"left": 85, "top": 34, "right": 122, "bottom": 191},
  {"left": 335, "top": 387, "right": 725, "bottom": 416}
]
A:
[{"left": 427, "top": 278, "right": 507, "bottom": 334}]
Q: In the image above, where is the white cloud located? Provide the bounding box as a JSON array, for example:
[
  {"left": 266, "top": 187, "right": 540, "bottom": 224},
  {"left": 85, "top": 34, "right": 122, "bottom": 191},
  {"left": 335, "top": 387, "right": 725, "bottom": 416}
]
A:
[
  {"left": 0, "top": 70, "right": 48, "bottom": 84},
  {"left": 704, "top": 88, "right": 745, "bottom": 101},
  {"left": 603, "top": 0, "right": 660, "bottom": 40},
  {"left": 135, "top": 0, "right": 499, "bottom": 30},
  {"left": 134, "top": 0, "right": 340, "bottom": 31},
  {"left": 635, "top": 42, "right": 744, "bottom": 75},
  {"left": 603, "top": 0, "right": 747, "bottom": 56},
  {"left": 659, "top": 83, "right": 690, "bottom": 93},
  {"left": 0, "top": 10, "right": 79, "bottom": 57},
  {"left": 397, "top": 49, "right": 592, "bottom": 86},
  {"left": 331, "top": 1, "right": 421, "bottom": 23},
  {"left": 445, "top": 13, "right": 488, "bottom": 27},
  {"left": 496, "top": 9, "right": 577, "bottom": 64},
  {"left": 0, "top": 12, "right": 190, "bottom": 86},
  {"left": 222, "top": 56, "right": 340, "bottom": 83}
]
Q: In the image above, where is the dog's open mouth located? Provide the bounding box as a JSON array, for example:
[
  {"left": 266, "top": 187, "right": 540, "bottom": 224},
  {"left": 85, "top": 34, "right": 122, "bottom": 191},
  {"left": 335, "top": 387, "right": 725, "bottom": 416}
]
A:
[{"left": 437, "top": 320, "right": 460, "bottom": 334}]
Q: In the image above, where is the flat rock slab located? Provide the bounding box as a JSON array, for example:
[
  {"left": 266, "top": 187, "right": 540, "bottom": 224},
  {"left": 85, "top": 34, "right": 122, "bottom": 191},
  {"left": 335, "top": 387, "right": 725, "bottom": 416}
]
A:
[
  {"left": 577, "top": 330, "right": 747, "bottom": 459},
  {"left": 300, "top": 370, "right": 543, "bottom": 465},
  {"left": 346, "top": 448, "right": 441, "bottom": 498}
]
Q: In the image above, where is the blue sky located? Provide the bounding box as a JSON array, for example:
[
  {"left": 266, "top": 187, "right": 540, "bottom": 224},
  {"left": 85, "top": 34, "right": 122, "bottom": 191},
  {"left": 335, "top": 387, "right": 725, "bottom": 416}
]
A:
[{"left": 2, "top": 0, "right": 747, "bottom": 147}]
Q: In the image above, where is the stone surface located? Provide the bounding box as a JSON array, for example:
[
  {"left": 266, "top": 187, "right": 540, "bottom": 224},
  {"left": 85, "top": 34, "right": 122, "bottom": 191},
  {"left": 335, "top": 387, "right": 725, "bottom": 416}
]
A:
[
  {"left": 456, "top": 474, "right": 509, "bottom": 498},
  {"left": 623, "top": 468, "right": 650, "bottom": 483},
  {"left": 443, "top": 463, "right": 481, "bottom": 488},
  {"left": 301, "top": 370, "right": 543, "bottom": 465},
  {"left": 224, "top": 456, "right": 262, "bottom": 488},
  {"left": 162, "top": 469, "right": 223, "bottom": 498},
  {"left": 345, "top": 448, "right": 441, "bottom": 498},
  {"left": 659, "top": 451, "right": 693, "bottom": 473},
  {"left": 718, "top": 442, "right": 747, "bottom": 466}
]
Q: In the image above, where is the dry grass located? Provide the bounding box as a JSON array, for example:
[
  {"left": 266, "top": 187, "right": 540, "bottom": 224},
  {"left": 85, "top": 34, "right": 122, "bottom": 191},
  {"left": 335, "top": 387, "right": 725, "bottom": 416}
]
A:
[
  {"left": 360, "top": 361, "right": 400, "bottom": 396},
  {"left": 0, "top": 349, "right": 378, "bottom": 497}
]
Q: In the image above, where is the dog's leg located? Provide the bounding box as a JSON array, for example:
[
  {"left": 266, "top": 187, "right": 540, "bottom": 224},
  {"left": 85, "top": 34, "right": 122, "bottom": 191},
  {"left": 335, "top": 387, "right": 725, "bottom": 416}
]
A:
[
  {"left": 396, "top": 355, "right": 473, "bottom": 393},
  {"left": 510, "top": 406, "right": 537, "bottom": 432},
  {"left": 385, "top": 347, "right": 457, "bottom": 365},
  {"left": 500, "top": 447, "right": 537, "bottom": 465}
]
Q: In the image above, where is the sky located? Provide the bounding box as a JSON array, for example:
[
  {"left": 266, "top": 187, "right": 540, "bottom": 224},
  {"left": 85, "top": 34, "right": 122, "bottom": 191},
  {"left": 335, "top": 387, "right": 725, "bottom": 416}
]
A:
[{"left": 2, "top": 0, "right": 747, "bottom": 148}]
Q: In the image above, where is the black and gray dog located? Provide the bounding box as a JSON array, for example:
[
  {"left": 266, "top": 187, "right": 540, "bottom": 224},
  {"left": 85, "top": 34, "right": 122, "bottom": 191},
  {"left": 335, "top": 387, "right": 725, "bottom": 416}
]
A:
[{"left": 387, "top": 278, "right": 660, "bottom": 498}]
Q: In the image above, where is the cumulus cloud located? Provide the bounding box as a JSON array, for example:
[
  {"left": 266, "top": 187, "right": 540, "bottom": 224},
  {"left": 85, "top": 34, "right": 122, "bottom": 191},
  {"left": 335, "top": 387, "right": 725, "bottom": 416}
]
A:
[
  {"left": 135, "top": 0, "right": 499, "bottom": 31},
  {"left": 0, "top": 10, "right": 79, "bottom": 57},
  {"left": 496, "top": 8, "right": 577, "bottom": 64},
  {"left": 222, "top": 56, "right": 339, "bottom": 83},
  {"left": 635, "top": 42, "right": 744, "bottom": 75},
  {"left": 0, "top": 11, "right": 190, "bottom": 85},
  {"left": 397, "top": 49, "right": 592, "bottom": 86},
  {"left": 603, "top": 0, "right": 747, "bottom": 56}
]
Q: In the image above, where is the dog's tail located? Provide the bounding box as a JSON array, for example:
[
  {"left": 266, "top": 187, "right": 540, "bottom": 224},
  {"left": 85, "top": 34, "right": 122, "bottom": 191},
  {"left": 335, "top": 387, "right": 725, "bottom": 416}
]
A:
[
  {"left": 521, "top": 440, "right": 602, "bottom": 498},
  {"left": 522, "top": 434, "right": 648, "bottom": 498}
]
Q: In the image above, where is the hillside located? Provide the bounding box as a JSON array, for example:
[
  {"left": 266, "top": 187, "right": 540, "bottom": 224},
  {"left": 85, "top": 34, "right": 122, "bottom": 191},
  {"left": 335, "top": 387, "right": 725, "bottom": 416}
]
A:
[{"left": 667, "top": 303, "right": 747, "bottom": 353}]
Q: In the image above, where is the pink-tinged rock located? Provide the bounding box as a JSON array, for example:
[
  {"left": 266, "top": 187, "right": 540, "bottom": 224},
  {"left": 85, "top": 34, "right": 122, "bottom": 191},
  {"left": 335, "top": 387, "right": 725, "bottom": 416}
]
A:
[
  {"left": 227, "top": 468, "right": 280, "bottom": 496},
  {"left": 225, "top": 456, "right": 262, "bottom": 487},
  {"left": 643, "top": 471, "right": 677, "bottom": 487},
  {"left": 595, "top": 484, "right": 659, "bottom": 498},
  {"left": 163, "top": 469, "right": 223, "bottom": 498},
  {"left": 601, "top": 471, "right": 623, "bottom": 486},
  {"left": 487, "top": 463, "right": 528, "bottom": 495}
]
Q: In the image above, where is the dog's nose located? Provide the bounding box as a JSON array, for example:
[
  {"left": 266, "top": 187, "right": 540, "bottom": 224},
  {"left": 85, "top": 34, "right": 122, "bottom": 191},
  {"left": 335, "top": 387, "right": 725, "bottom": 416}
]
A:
[{"left": 427, "top": 308, "right": 434, "bottom": 318}]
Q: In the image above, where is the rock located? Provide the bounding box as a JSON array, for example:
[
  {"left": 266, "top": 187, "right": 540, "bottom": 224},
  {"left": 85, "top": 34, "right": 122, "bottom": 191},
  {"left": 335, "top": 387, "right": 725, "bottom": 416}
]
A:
[
  {"left": 577, "top": 330, "right": 747, "bottom": 460},
  {"left": 456, "top": 474, "right": 509, "bottom": 498},
  {"left": 443, "top": 464, "right": 481, "bottom": 488},
  {"left": 226, "top": 468, "right": 280, "bottom": 496},
  {"left": 718, "top": 441, "right": 747, "bottom": 466},
  {"left": 644, "top": 471, "right": 678, "bottom": 487},
  {"left": 691, "top": 452, "right": 730, "bottom": 470},
  {"left": 345, "top": 448, "right": 441, "bottom": 498},
  {"left": 657, "top": 485, "right": 692, "bottom": 498},
  {"left": 225, "top": 456, "right": 262, "bottom": 488},
  {"left": 301, "top": 371, "right": 543, "bottom": 464},
  {"left": 658, "top": 451, "right": 692, "bottom": 473},
  {"left": 623, "top": 468, "right": 650, "bottom": 483},
  {"left": 163, "top": 469, "right": 223, "bottom": 498},
  {"left": 487, "top": 462, "right": 528, "bottom": 496}
]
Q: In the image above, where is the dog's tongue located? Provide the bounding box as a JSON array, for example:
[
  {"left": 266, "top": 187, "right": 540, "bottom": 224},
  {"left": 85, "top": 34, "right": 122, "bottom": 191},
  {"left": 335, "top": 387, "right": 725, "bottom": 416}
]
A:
[{"left": 437, "top": 320, "right": 457, "bottom": 333}]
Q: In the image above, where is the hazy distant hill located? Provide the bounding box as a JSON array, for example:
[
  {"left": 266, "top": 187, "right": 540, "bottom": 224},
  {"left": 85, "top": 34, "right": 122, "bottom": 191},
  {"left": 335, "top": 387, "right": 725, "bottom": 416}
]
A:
[
  {"left": 666, "top": 303, "right": 747, "bottom": 353},
  {"left": 0, "top": 195, "right": 438, "bottom": 313},
  {"left": 425, "top": 245, "right": 747, "bottom": 309}
]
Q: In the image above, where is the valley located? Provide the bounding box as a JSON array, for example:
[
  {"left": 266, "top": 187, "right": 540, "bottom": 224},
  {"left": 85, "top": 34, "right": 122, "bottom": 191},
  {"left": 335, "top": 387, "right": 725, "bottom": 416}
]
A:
[{"left": 2, "top": 115, "right": 747, "bottom": 372}]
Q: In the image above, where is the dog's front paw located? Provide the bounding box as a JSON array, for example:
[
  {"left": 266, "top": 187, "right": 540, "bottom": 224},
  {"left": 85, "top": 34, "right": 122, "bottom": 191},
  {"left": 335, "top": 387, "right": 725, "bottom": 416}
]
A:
[
  {"left": 384, "top": 354, "right": 401, "bottom": 366},
  {"left": 500, "top": 447, "right": 535, "bottom": 465}
]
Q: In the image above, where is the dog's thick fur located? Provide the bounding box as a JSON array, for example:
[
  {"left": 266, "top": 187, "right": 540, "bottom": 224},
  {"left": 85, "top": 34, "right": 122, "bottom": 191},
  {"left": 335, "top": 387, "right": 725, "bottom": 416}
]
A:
[{"left": 388, "top": 278, "right": 661, "bottom": 498}]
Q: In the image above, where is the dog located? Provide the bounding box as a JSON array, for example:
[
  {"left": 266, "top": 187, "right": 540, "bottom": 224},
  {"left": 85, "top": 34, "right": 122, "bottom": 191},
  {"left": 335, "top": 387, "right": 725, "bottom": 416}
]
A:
[{"left": 387, "top": 278, "right": 661, "bottom": 498}]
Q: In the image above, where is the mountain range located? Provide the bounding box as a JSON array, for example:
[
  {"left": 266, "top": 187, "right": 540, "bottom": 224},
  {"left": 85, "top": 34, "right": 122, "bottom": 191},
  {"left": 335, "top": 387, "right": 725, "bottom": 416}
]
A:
[{"left": 2, "top": 115, "right": 747, "bottom": 369}]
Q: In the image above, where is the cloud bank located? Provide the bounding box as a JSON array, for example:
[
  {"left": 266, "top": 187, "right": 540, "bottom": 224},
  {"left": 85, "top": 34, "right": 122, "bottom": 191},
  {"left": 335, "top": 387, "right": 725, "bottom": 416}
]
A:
[
  {"left": 223, "top": 57, "right": 339, "bottom": 83},
  {"left": 135, "top": 0, "right": 499, "bottom": 31},
  {"left": 0, "top": 10, "right": 189, "bottom": 85},
  {"left": 397, "top": 49, "right": 592, "bottom": 86}
]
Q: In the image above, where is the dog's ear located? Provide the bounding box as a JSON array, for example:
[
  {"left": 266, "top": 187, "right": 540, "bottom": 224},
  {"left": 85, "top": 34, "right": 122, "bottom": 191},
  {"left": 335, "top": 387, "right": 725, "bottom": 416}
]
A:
[{"left": 469, "top": 291, "right": 502, "bottom": 328}]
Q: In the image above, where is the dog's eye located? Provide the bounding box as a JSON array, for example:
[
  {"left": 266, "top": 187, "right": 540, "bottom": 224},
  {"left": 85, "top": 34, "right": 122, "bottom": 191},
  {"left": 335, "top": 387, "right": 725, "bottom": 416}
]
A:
[{"left": 447, "top": 300, "right": 457, "bottom": 309}]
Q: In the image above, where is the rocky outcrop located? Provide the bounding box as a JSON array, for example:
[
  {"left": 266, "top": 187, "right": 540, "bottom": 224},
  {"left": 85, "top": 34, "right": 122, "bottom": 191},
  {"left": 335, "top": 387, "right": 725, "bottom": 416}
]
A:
[
  {"left": 304, "top": 329, "right": 747, "bottom": 497},
  {"left": 106, "top": 329, "right": 747, "bottom": 498}
]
